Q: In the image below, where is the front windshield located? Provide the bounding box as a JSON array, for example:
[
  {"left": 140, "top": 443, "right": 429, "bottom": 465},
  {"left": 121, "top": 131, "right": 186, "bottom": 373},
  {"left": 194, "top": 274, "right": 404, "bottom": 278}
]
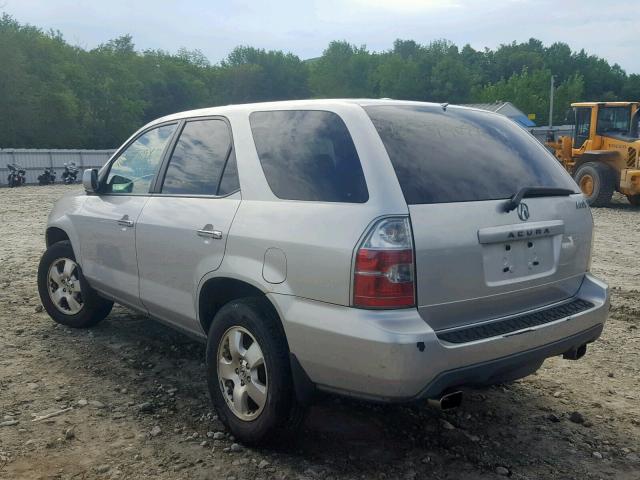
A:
[{"left": 596, "top": 106, "right": 631, "bottom": 136}]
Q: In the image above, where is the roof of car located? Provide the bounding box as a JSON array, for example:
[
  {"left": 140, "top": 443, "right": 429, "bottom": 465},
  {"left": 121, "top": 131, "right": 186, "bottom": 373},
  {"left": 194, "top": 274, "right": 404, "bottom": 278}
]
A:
[{"left": 151, "top": 98, "right": 494, "bottom": 125}]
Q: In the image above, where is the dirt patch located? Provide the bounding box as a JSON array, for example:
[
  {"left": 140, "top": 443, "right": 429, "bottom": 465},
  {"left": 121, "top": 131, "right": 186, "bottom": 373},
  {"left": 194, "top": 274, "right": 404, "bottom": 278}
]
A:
[{"left": 0, "top": 185, "right": 638, "bottom": 479}]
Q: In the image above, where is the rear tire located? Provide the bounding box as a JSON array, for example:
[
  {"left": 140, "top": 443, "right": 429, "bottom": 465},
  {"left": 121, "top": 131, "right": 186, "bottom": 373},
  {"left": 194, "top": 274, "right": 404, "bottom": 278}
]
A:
[
  {"left": 206, "top": 297, "right": 304, "bottom": 445},
  {"left": 573, "top": 162, "right": 616, "bottom": 207},
  {"left": 37, "top": 241, "right": 113, "bottom": 328},
  {"left": 627, "top": 194, "right": 640, "bottom": 206}
]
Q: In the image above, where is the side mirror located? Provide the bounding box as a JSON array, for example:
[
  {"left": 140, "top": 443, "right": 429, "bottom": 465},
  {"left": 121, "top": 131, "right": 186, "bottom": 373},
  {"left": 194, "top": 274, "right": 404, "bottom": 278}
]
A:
[{"left": 82, "top": 168, "right": 99, "bottom": 193}]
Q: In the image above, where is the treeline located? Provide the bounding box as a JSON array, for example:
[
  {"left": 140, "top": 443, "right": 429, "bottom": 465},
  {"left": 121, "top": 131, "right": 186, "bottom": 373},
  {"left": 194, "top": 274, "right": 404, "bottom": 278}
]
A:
[{"left": 2, "top": 13, "right": 640, "bottom": 149}]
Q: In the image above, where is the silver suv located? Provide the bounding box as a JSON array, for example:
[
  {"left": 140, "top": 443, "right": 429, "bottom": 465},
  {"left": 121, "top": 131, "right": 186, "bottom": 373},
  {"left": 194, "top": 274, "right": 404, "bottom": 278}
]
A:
[{"left": 38, "top": 100, "right": 609, "bottom": 443}]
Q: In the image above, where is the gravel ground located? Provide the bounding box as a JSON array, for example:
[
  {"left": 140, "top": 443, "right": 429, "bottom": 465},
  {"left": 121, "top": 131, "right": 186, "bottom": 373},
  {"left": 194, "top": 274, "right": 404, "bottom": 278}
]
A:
[{"left": 0, "top": 184, "right": 638, "bottom": 480}]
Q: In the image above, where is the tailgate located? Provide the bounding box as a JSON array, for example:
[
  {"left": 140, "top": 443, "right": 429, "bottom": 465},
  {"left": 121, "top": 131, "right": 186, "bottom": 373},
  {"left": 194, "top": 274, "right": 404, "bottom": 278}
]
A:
[{"left": 410, "top": 195, "right": 592, "bottom": 331}]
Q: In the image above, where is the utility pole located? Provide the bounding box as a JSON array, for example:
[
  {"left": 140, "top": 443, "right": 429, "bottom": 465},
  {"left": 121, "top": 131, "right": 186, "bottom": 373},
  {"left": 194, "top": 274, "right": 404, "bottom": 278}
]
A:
[{"left": 549, "top": 75, "right": 555, "bottom": 129}]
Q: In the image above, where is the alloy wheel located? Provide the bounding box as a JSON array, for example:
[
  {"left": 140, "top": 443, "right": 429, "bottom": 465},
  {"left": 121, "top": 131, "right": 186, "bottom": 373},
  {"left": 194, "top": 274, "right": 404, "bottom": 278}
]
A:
[
  {"left": 47, "top": 257, "right": 83, "bottom": 315},
  {"left": 217, "top": 326, "right": 268, "bottom": 420}
]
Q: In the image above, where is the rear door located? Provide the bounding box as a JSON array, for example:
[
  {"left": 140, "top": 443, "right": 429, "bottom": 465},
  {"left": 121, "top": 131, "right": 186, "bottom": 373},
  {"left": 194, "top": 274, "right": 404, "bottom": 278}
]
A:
[
  {"left": 135, "top": 117, "right": 241, "bottom": 332},
  {"left": 78, "top": 123, "right": 178, "bottom": 309},
  {"left": 364, "top": 104, "right": 591, "bottom": 332}
]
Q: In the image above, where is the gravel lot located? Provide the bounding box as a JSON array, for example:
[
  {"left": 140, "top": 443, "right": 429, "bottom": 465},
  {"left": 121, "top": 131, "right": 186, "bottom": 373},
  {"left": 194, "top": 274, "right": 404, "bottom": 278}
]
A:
[{"left": 0, "top": 184, "right": 638, "bottom": 480}]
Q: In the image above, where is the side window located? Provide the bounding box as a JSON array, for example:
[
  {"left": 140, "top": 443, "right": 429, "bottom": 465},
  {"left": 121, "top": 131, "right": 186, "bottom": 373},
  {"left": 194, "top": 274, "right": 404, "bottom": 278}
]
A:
[
  {"left": 218, "top": 150, "right": 240, "bottom": 195},
  {"left": 249, "top": 110, "right": 368, "bottom": 203},
  {"left": 161, "top": 119, "right": 232, "bottom": 195},
  {"left": 105, "top": 124, "right": 176, "bottom": 194}
]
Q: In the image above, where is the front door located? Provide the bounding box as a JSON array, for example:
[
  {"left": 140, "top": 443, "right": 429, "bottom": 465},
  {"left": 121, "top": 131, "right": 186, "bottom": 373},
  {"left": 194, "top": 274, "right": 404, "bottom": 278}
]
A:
[
  {"left": 136, "top": 118, "right": 241, "bottom": 332},
  {"left": 77, "top": 123, "right": 178, "bottom": 309},
  {"left": 574, "top": 107, "right": 592, "bottom": 148}
]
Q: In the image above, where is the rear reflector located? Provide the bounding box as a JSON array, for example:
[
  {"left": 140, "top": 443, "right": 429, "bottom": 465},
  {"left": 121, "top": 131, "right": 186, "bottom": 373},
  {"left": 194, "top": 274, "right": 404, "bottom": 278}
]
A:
[{"left": 353, "top": 217, "right": 415, "bottom": 308}]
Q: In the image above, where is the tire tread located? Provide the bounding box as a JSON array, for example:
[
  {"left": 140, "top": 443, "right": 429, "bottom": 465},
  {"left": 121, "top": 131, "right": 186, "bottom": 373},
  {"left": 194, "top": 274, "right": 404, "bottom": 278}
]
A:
[
  {"left": 574, "top": 162, "right": 616, "bottom": 207},
  {"left": 206, "top": 296, "right": 304, "bottom": 445}
]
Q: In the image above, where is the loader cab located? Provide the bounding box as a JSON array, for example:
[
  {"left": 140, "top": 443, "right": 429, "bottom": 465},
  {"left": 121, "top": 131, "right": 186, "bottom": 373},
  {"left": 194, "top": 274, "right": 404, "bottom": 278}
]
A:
[
  {"left": 595, "top": 104, "right": 636, "bottom": 140},
  {"left": 573, "top": 106, "right": 592, "bottom": 149},
  {"left": 571, "top": 102, "right": 640, "bottom": 149},
  {"left": 597, "top": 105, "right": 630, "bottom": 133}
]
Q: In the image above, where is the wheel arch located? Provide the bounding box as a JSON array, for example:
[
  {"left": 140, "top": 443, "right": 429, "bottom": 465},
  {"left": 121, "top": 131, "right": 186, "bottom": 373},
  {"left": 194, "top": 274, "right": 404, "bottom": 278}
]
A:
[
  {"left": 197, "top": 275, "right": 285, "bottom": 340},
  {"left": 46, "top": 227, "right": 71, "bottom": 247},
  {"left": 574, "top": 152, "right": 622, "bottom": 179},
  {"left": 45, "top": 225, "right": 82, "bottom": 261}
]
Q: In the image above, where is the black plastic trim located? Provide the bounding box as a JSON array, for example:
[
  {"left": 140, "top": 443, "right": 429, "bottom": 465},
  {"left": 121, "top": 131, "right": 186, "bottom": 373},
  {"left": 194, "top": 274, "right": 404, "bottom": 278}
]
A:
[
  {"left": 437, "top": 298, "right": 595, "bottom": 344},
  {"left": 289, "top": 353, "right": 316, "bottom": 405},
  {"left": 419, "top": 323, "right": 603, "bottom": 399}
]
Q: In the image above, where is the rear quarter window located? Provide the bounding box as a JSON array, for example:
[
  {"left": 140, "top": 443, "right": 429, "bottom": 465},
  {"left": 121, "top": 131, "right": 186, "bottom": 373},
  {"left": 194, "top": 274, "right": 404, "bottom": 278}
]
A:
[
  {"left": 249, "top": 110, "right": 368, "bottom": 203},
  {"left": 364, "top": 105, "right": 577, "bottom": 204}
]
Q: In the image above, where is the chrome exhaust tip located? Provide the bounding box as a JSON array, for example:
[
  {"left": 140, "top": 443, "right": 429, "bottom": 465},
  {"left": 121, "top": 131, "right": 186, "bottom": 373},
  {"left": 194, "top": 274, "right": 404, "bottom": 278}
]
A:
[
  {"left": 563, "top": 343, "right": 587, "bottom": 360},
  {"left": 428, "top": 390, "right": 463, "bottom": 410}
]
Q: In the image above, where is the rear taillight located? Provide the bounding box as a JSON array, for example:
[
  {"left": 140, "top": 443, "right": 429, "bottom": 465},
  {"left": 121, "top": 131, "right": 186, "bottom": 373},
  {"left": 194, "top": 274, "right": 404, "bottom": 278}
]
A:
[{"left": 353, "top": 217, "right": 415, "bottom": 308}]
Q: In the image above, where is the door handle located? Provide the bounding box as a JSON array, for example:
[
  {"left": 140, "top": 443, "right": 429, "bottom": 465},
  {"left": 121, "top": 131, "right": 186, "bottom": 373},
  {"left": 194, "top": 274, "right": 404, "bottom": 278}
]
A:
[
  {"left": 197, "top": 224, "right": 222, "bottom": 240},
  {"left": 117, "top": 215, "right": 134, "bottom": 227}
]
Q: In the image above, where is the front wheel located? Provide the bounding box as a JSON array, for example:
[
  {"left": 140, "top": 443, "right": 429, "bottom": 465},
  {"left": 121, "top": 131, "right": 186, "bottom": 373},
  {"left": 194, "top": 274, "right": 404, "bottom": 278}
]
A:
[
  {"left": 573, "top": 162, "right": 616, "bottom": 207},
  {"left": 206, "top": 297, "right": 304, "bottom": 445},
  {"left": 37, "top": 241, "right": 113, "bottom": 328}
]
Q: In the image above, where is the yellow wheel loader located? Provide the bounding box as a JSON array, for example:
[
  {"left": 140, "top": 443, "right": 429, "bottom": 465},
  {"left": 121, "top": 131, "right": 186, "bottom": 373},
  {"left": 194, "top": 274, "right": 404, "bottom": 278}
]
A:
[{"left": 546, "top": 102, "right": 640, "bottom": 206}]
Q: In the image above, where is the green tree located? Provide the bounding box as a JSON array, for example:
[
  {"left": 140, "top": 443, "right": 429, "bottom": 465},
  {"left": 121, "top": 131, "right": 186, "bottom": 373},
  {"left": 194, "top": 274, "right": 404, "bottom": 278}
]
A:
[
  {"left": 475, "top": 68, "right": 551, "bottom": 123},
  {"left": 218, "top": 46, "right": 309, "bottom": 102},
  {"left": 309, "top": 41, "right": 377, "bottom": 97},
  {"left": 474, "top": 69, "right": 585, "bottom": 125},
  {"left": 0, "top": 12, "right": 638, "bottom": 148}
]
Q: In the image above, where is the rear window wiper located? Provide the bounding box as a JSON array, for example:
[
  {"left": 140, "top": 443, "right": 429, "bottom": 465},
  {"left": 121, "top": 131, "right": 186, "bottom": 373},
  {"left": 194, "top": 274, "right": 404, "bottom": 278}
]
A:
[{"left": 503, "top": 186, "right": 575, "bottom": 212}]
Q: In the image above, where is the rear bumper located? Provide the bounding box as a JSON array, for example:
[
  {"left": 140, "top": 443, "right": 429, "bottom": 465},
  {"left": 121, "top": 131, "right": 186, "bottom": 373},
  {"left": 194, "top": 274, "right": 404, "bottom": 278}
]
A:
[
  {"left": 272, "top": 274, "right": 609, "bottom": 402},
  {"left": 416, "top": 323, "right": 602, "bottom": 399}
]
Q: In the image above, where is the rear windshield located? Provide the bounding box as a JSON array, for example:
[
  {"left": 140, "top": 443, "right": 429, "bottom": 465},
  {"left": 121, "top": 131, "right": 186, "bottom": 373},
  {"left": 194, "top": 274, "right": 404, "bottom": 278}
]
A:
[
  {"left": 250, "top": 110, "right": 368, "bottom": 203},
  {"left": 364, "top": 105, "right": 577, "bottom": 204}
]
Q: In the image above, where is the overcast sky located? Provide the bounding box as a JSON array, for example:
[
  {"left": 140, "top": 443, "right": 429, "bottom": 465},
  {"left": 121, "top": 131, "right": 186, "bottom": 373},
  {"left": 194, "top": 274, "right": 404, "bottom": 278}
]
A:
[{"left": 3, "top": 0, "right": 640, "bottom": 73}]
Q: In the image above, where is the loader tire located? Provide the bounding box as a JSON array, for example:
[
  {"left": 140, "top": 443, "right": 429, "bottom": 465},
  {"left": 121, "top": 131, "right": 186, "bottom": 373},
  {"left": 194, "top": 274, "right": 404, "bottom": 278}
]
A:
[{"left": 573, "top": 162, "right": 615, "bottom": 207}]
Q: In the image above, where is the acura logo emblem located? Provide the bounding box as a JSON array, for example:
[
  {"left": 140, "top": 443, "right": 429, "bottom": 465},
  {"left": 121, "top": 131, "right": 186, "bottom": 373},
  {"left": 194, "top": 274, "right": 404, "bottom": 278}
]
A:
[{"left": 517, "top": 202, "right": 530, "bottom": 221}]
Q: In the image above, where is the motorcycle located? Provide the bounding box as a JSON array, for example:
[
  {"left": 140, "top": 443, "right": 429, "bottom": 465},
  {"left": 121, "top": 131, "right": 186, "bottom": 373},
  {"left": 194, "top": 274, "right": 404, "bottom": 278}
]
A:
[
  {"left": 62, "top": 162, "right": 79, "bottom": 184},
  {"left": 38, "top": 167, "right": 56, "bottom": 185},
  {"left": 7, "top": 163, "right": 26, "bottom": 187}
]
